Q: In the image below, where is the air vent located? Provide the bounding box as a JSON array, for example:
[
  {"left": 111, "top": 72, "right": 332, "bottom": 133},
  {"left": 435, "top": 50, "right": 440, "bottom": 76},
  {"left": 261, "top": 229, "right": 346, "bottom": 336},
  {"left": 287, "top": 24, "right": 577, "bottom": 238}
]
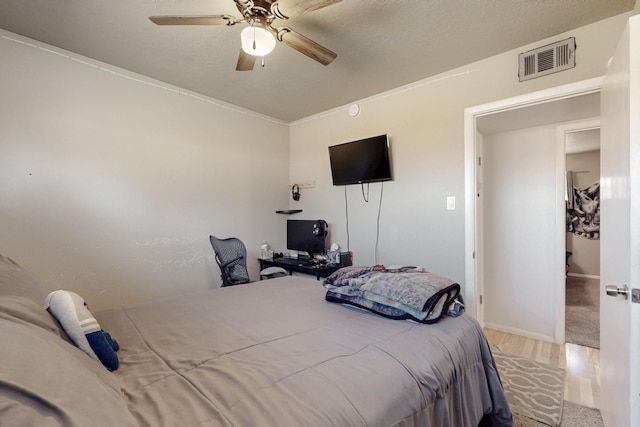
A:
[{"left": 518, "top": 37, "right": 576, "bottom": 82}]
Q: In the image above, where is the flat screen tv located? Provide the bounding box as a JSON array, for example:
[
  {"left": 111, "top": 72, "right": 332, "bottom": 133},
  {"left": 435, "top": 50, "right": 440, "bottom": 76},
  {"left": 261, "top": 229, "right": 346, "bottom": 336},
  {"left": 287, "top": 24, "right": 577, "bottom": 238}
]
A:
[
  {"left": 328, "top": 134, "right": 392, "bottom": 185},
  {"left": 287, "top": 220, "right": 326, "bottom": 256}
]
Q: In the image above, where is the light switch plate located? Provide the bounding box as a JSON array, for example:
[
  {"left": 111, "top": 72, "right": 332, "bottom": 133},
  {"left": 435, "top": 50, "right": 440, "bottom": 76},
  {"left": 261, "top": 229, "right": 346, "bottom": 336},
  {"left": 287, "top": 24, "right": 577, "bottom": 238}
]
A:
[{"left": 446, "top": 196, "right": 456, "bottom": 210}]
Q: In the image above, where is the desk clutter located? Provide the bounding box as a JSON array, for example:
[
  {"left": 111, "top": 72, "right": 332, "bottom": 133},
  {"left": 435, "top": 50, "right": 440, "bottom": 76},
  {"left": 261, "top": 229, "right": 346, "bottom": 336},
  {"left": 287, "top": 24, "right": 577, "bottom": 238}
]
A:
[
  {"left": 258, "top": 251, "right": 352, "bottom": 281},
  {"left": 268, "top": 250, "right": 351, "bottom": 268},
  {"left": 258, "top": 218, "right": 352, "bottom": 279}
]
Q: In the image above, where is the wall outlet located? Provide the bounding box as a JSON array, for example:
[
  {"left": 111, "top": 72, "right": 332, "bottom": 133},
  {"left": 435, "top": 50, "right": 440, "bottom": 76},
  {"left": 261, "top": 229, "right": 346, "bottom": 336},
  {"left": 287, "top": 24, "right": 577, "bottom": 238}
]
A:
[
  {"left": 446, "top": 196, "right": 456, "bottom": 210},
  {"left": 291, "top": 181, "right": 315, "bottom": 189}
]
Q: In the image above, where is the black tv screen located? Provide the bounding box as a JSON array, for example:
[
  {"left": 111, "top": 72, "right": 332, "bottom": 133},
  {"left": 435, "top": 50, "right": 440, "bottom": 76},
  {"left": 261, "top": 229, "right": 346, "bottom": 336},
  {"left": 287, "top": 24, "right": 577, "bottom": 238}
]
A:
[
  {"left": 328, "top": 134, "right": 392, "bottom": 185},
  {"left": 287, "top": 220, "right": 326, "bottom": 255}
]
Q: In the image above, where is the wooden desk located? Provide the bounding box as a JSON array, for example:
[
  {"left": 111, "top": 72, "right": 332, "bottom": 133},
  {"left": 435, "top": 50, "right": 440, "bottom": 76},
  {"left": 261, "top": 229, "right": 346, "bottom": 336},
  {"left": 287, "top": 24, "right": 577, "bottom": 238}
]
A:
[{"left": 258, "top": 257, "right": 341, "bottom": 280}]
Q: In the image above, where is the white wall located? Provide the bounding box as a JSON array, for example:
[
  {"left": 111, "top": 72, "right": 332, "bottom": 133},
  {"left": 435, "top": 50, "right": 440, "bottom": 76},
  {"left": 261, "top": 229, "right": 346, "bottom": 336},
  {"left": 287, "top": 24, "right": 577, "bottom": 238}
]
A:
[
  {"left": 0, "top": 31, "right": 290, "bottom": 310},
  {"left": 482, "top": 125, "right": 557, "bottom": 338},
  {"left": 288, "top": 13, "right": 632, "bottom": 290}
]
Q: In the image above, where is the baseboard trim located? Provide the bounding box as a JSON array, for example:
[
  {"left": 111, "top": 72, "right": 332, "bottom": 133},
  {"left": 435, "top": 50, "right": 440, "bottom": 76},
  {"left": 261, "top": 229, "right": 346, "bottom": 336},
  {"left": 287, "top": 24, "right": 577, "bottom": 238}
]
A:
[
  {"left": 484, "top": 322, "right": 555, "bottom": 343},
  {"left": 567, "top": 273, "right": 600, "bottom": 280}
]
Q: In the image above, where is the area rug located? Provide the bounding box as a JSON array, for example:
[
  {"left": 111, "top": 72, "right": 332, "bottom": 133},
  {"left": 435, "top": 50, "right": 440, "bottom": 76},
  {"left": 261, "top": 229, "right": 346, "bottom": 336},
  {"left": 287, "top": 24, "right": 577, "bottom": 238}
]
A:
[
  {"left": 512, "top": 401, "right": 604, "bottom": 427},
  {"left": 565, "top": 276, "right": 600, "bottom": 349},
  {"left": 492, "top": 348, "right": 565, "bottom": 426}
]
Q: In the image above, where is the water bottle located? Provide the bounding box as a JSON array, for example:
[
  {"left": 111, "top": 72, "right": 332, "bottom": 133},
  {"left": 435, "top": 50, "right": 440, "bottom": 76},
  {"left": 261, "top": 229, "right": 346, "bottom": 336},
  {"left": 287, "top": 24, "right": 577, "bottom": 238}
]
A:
[{"left": 260, "top": 241, "right": 270, "bottom": 259}]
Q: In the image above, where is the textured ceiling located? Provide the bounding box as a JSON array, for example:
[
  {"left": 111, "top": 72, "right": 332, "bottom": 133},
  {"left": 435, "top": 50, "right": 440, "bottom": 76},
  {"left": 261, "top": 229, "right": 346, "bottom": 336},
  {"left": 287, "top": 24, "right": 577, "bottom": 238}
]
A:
[{"left": 0, "top": 0, "right": 635, "bottom": 122}]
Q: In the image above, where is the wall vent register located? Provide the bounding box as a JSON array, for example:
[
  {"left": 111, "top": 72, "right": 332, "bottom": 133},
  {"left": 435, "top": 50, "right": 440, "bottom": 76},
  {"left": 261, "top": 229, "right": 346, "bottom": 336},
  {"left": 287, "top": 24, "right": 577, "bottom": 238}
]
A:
[{"left": 518, "top": 37, "right": 576, "bottom": 82}]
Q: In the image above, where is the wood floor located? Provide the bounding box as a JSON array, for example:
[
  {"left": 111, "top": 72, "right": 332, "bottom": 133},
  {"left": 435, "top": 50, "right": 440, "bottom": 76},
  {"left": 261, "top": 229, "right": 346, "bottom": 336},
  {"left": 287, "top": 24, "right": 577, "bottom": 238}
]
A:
[{"left": 484, "top": 328, "right": 600, "bottom": 409}]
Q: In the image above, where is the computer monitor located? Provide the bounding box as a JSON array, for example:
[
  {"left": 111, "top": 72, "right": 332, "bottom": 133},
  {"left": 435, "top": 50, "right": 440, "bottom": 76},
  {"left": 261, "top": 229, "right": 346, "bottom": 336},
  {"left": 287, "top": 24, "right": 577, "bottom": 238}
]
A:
[{"left": 286, "top": 220, "right": 327, "bottom": 256}]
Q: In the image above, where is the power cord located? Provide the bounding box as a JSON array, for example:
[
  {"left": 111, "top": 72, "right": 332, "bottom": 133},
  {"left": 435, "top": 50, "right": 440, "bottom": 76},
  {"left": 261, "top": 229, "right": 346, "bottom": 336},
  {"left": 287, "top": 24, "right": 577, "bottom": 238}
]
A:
[
  {"left": 344, "top": 185, "right": 350, "bottom": 251},
  {"left": 375, "top": 182, "right": 384, "bottom": 265},
  {"left": 361, "top": 182, "right": 370, "bottom": 202},
  {"left": 343, "top": 182, "right": 385, "bottom": 264}
]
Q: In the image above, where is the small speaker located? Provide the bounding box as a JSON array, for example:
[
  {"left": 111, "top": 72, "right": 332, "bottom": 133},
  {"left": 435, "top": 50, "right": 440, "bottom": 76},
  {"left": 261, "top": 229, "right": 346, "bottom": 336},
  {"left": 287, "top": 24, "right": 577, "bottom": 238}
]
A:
[{"left": 339, "top": 252, "right": 352, "bottom": 267}]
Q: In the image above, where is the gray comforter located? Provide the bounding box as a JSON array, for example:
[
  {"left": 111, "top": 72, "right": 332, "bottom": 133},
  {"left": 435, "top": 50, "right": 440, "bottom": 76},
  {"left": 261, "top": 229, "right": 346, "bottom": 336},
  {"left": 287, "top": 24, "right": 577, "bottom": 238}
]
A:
[{"left": 96, "top": 276, "right": 511, "bottom": 427}]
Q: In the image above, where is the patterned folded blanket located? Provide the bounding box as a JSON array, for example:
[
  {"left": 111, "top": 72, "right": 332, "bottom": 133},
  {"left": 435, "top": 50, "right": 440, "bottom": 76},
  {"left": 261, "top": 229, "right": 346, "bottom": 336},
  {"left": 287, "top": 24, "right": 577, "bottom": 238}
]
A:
[{"left": 325, "top": 267, "right": 462, "bottom": 324}]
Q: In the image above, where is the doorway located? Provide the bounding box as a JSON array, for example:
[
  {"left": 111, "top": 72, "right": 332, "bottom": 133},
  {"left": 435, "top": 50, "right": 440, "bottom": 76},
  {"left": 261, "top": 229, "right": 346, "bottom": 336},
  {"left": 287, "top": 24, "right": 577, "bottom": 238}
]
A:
[
  {"left": 564, "top": 127, "right": 601, "bottom": 349},
  {"left": 463, "top": 77, "right": 602, "bottom": 344}
]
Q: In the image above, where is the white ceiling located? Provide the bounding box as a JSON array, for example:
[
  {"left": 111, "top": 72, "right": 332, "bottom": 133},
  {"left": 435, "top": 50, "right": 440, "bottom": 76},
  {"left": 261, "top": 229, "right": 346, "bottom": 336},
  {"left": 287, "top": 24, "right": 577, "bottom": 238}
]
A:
[
  {"left": 0, "top": 0, "right": 635, "bottom": 122},
  {"left": 476, "top": 92, "right": 600, "bottom": 135},
  {"left": 566, "top": 128, "right": 600, "bottom": 154}
]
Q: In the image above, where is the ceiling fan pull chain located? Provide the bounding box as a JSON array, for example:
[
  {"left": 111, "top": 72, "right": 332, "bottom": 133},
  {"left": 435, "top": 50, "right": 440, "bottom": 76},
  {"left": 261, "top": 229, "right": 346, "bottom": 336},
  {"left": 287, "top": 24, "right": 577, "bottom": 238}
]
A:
[
  {"left": 252, "top": 22, "right": 257, "bottom": 50},
  {"left": 261, "top": 57, "right": 265, "bottom": 67}
]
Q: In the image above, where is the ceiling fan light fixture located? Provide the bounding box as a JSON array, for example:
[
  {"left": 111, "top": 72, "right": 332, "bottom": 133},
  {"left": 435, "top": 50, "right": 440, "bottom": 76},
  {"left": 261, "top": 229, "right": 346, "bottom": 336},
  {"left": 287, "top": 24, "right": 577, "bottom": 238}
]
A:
[{"left": 241, "top": 24, "right": 276, "bottom": 57}]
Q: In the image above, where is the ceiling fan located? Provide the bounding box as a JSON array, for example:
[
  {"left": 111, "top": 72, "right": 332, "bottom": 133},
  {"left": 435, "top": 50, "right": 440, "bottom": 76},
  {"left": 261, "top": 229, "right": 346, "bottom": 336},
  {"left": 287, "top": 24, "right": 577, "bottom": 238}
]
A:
[{"left": 149, "top": 0, "right": 340, "bottom": 71}]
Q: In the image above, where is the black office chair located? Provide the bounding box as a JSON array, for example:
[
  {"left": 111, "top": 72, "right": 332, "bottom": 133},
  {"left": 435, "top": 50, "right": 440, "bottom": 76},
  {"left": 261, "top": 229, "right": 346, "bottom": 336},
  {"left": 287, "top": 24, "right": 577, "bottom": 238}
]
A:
[
  {"left": 209, "top": 235, "right": 287, "bottom": 287},
  {"left": 209, "top": 235, "right": 251, "bottom": 287}
]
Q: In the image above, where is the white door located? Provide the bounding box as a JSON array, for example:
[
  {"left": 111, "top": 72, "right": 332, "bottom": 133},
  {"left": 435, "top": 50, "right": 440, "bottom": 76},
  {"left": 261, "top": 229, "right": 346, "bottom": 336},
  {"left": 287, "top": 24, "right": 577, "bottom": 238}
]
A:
[{"left": 599, "top": 15, "right": 640, "bottom": 427}]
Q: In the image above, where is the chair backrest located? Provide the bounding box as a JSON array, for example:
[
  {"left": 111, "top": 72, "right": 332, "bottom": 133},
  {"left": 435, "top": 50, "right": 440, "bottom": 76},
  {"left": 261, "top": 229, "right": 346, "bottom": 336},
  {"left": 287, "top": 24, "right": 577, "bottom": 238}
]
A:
[{"left": 209, "top": 235, "right": 251, "bottom": 286}]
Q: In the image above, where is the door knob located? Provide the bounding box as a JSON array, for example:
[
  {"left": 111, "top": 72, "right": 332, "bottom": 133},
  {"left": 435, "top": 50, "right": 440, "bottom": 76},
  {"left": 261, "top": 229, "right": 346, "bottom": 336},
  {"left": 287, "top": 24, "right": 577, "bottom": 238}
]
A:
[{"left": 605, "top": 284, "right": 629, "bottom": 299}]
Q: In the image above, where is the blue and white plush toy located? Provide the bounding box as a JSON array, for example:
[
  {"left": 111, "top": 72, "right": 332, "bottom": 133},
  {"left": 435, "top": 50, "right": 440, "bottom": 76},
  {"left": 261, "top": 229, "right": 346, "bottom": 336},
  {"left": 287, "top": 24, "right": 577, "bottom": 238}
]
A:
[{"left": 44, "top": 290, "right": 119, "bottom": 371}]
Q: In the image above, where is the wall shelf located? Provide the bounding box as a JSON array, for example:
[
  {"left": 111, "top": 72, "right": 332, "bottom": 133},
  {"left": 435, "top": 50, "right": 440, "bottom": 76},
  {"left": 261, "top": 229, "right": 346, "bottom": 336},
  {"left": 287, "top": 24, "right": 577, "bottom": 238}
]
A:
[{"left": 275, "top": 209, "right": 302, "bottom": 214}]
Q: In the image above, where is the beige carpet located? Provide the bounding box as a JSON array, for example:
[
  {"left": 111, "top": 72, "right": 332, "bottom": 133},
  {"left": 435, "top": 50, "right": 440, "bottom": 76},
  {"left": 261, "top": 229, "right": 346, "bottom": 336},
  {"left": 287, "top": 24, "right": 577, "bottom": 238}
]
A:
[
  {"left": 493, "top": 349, "right": 565, "bottom": 426},
  {"left": 565, "top": 276, "right": 600, "bottom": 349},
  {"left": 494, "top": 347, "right": 605, "bottom": 426},
  {"left": 513, "top": 401, "right": 604, "bottom": 426}
]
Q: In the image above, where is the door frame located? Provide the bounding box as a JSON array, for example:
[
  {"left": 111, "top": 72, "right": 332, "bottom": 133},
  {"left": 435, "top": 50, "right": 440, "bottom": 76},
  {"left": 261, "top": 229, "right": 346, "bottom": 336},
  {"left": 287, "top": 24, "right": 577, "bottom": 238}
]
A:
[{"left": 463, "top": 77, "right": 603, "bottom": 342}]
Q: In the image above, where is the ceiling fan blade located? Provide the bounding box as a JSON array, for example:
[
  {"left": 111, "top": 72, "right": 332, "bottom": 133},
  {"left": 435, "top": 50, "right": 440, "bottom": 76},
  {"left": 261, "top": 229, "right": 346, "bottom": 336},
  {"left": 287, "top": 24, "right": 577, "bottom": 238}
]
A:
[
  {"left": 149, "top": 15, "right": 237, "bottom": 26},
  {"left": 236, "top": 50, "right": 256, "bottom": 71},
  {"left": 277, "top": 27, "right": 337, "bottom": 65},
  {"left": 273, "top": 0, "right": 341, "bottom": 19}
]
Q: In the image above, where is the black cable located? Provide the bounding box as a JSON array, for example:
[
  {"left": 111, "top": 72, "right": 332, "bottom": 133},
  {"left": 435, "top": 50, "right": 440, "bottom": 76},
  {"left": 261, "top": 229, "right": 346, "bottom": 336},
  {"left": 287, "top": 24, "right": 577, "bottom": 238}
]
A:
[
  {"left": 374, "top": 182, "right": 384, "bottom": 265},
  {"left": 361, "top": 182, "right": 370, "bottom": 202},
  {"left": 344, "top": 185, "right": 350, "bottom": 251}
]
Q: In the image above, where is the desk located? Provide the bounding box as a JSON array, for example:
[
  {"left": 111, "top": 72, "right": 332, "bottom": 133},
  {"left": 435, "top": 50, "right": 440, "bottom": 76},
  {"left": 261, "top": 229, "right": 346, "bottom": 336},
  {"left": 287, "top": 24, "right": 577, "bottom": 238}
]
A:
[{"left": 258, "top": 257, "right": 341, "bottom": 280}]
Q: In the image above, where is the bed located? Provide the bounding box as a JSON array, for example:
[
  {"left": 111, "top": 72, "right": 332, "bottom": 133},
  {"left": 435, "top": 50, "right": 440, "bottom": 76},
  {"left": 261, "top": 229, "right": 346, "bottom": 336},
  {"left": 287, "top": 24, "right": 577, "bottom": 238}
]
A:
[{"left": 0, "top": 254, "right": 511, "bottom": 426}]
